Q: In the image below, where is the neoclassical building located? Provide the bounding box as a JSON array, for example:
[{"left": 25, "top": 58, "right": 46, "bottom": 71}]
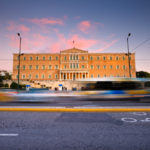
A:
[{"left": 12, "top": 48, "right": 136, "bottom": 80}]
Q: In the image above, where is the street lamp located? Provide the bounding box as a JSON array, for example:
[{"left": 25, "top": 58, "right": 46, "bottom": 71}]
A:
[
  {"left": 17, "top": 33, "right": 22, "bottom": 90},
  {"left": 127, "top": 33, "right": 131, "bottom": 78}
]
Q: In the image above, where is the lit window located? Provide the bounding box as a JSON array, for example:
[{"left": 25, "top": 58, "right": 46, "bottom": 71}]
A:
[
  {"left": 30, "top": 57, "right": 32, "bottom": 61},
  {"left": 91, "top": 65, "right": 93, "bottom": 69},
  {"left": 36, "top": 65, "right": 39, "bottom": 70},
  {"left": 43, "top": 56, "right": 45, "bottom": 60}
]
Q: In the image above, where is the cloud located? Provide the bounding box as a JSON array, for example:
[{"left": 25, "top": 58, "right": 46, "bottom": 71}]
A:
[
  {"left": 78, "top": 21, "right": 91, "bottom": 33},
  {"left": 7, "top": 22, "right": 30, "bottom": 33},
  {"left": 26, "top": 18, "right": 64, "bottom": 26}
]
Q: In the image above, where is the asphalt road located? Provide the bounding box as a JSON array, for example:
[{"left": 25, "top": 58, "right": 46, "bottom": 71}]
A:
[{"left": 0, "top": 111, "right": 150, "bottom": 150}]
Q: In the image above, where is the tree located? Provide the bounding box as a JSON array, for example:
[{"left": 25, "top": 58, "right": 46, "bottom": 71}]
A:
[{"left": 136, "top": 71, "right": 150, "bottom": 78}]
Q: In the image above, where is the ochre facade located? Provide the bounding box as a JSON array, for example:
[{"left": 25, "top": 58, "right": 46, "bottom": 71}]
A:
[{"left": 12, "top": 48, "right": 136, "bottom": 80}]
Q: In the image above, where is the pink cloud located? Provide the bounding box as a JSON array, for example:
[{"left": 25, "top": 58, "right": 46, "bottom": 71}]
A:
[
  {"left": 27, "top": 18, "right": 64, "bottom": 26},
  {"left": 7, "top": 22, "right": 30, "bottom": 33},
  {"left": 78, "top": 21, "right": 91, "bottom": 33}
]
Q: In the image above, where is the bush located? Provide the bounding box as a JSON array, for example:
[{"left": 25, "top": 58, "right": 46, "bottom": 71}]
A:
[{"left": 10, "top": 82, "right": 22, "bottom": 89}]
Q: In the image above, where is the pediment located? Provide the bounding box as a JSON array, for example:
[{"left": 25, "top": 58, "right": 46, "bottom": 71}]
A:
[{"left": 61, "top": 48, "right": 88, "bottom": 53}]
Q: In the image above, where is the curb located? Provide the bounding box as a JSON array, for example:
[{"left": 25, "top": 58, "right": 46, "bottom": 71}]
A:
[{"left": 0, "top": 107, "right": 150, "bottom": 112}]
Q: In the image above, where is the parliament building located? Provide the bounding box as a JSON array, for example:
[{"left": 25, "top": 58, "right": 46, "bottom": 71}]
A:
[{"left": 12, "top": 48, "right": 136, "bottom": 81}]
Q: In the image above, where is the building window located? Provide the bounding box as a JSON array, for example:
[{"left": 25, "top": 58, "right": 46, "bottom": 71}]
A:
[
  {"left": 97, "top": 65, "right": 100, "bottom": 69},
  {"left": 98, "top": 74, "right": 100, "bottom": 78},
  {"left": 29, "top": 74, "right": 31, "bottom": 79},
  {"left": 90, "top": 56, "right": 93, "bottom": 60},
  {"left": 91, "top": 65, "right": 94, "bottom": 69},
  {"left": 116, "top": 56, "right": 119, "bottom": 60},
  {"left": 110, "top": 56, "right": 112, "bottom": 60},
  {"left": 42, "top": 74, "right": 45, "bottom": 79},
  {"left": 42, "top": 65, "right": 45, "bottom": 70},
  {"left": 116, "top": 65, "right": 119, "bottom": 69},
  {"left": 36, "top": 65, "right": 39, "bottom": 70},
  {"left": 103, "top": 56, "right": 106, "bottom": 60},
  {"left": 55, "top": 74, "right": 58, "bottom": 79},
  {"left": 73, "top": 55, "right": 75, "bottom": 60},
  {"left": 76, "top": 55, "right": 78, "bottom": 60},
  {"left": 36, "top": 56, "right": 39, "bottom": 60},
  {"left": 43, "top": 56, "right": 45, "bottom": 60},
  {"left": 16, "top": 75, "right": 18, "bottom": 79},
  {"left": 16, "top": 65, "right": 19, "bottom": 69},
  {"left": 70, "top": 63, "right": 72, "bottom": 69},
  {"left": 104, "top": 75, "right": 106, "bottom": 77},
  {"left": 49, "top": 65, "right": 52, "bottom": 70},
  {"left": 130, "top": 65, "right": 132, "bottom": 69},
  {"left": 35, "top": 74, "right": 38, "bottom": 79},
  {"left": 110, "top": 65, "right": 113, "bottom": 69},
  {"left": 23, "top": 65, "right": 25, "bottom": 70},
  {"left": 30, "top": 56, "right": 32, "bottom": 61},
  {"left": 91, "top": 74, "right": 93, "bottom": 78},
  {"left": 103, "top": 65, "right": 106, "bottom": 69},
  {"left": 56, "top": 56, "right": 58, "bottom": 60},
  {"left": 123, "top": 65, "right": 126, "bottom": 70},
  {"left": 73, "top": 63, "right": 76, "bottom": 68},
  {"left": 82, "top": 56, "right": 84, "bottom": 60},
  {"left": 129, "top": 56, "right": 131, "bottom": 60},
  {"left": 22, "top": 74, "right": 25, "bottom": 79},
  {"left": 29, "top": 65, "right": 32, "bottom": 70},
  {"left": 82, "top": 65, "right": 84, "bottom": 69},
  {"left": 76, "top": 63, "right": 79, "bottom": 68},
  {"left": 123, "top": 56, "right": 125, "bottom": 60},
  {"left": 23, "top": 57, "right": 26, "bottom": 61},
  {"left": 64, "top": 65, "right": 66, "bottom": 69},
  {"left": 48, "top": 75, "right": 51, "bottom": 79},
  {"left": 49, "top": 56, "right": 52, "bottom": 61},
  {"left": 55, "top": 65, "right": 58, "bottom": 69},
  {"left": 64, "top": 56, "right": 66, "bottom": 60},
  {"left": 97, "top": 56, "right": 100, "bottom": 60},
  {"left": 70, "top": 55, "right": 72, "bottom": 60}
]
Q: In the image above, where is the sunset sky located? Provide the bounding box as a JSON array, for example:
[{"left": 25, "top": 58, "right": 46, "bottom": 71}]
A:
[{"left": 0, "top": 0, "right": 150, "bottom": 72}]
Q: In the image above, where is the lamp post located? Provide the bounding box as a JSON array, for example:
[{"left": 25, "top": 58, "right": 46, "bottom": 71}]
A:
[
  {"left": 127, "top": 33, "right": 131, "bottom": 78},
  {"left": 17, "top": 33, "right": 22, "bottom": 90}
]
